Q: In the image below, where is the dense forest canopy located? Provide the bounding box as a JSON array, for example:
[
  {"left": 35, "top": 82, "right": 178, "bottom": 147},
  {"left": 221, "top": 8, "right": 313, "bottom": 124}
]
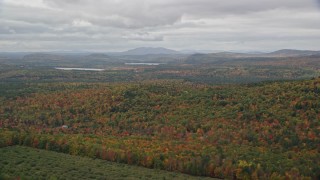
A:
[
  {"left": 0, "top": 74, "right": 319, "bottom": 179},
  {"left": 1, "top": 51, "right": 320, "bottom": 179}
]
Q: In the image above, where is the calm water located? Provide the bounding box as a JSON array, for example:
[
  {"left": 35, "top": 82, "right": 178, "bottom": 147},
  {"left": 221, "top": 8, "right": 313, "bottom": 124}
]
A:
[
  {"left": 125, "top": 63, "right": 163, "bottom": 66},
  {"left": 55, "top": 67, "right": 105, "bottom": 71}
]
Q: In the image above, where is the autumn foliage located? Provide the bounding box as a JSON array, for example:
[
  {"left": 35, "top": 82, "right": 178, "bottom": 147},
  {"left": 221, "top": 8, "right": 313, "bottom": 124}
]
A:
[{"left": 0, "top": 78, "right": 320, "bottom": 179}]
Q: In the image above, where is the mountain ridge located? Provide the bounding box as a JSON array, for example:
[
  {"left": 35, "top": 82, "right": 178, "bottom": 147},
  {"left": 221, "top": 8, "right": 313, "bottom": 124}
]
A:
[{"left": 111, "top": 47, "right": 180, "bottom": 55}]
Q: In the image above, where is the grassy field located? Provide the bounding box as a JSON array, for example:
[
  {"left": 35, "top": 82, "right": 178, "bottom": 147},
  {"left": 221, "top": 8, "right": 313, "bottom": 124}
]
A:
[{"left": 0, "top": 146, "right": 214, "bottom": 180}]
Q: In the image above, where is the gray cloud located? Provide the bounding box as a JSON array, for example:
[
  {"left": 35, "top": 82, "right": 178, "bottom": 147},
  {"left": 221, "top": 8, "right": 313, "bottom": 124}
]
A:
[
  {"left": 0, "top": 0, "right": 319, "bottom": 51},
  {"left": 122, "top": 32, "right": 164, "bottom": 41}
]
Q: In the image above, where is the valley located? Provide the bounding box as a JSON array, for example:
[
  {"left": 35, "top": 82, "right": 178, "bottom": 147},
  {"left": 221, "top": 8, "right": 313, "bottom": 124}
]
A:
[{"left": 0, "top": 50, "right": 319, "bottom": 178}]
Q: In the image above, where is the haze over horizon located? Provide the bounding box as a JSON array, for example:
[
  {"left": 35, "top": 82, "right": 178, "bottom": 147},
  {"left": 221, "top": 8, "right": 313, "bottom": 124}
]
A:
[{"left": 1, "top": 0, "right": 320, "bottom": 52}]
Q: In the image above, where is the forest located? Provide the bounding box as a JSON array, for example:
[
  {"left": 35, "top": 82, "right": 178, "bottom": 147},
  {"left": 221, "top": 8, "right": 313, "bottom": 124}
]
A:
[
  {"left": 1, "top": 146, "right": 211, "bottom": 179},
  {"left": 1, "top": 0, "right": 320, "bottom": 178},
  {"left": 0, "top": 51, "right": 320, "bottom": 179},
  {"left": 0, "top": 73, "right": 319, "bottom": 179}
]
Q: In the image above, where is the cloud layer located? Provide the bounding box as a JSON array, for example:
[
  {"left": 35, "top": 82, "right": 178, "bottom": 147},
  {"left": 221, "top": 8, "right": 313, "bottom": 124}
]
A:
[{"left": 1, "top": 0, "right": 320, "bottom": 51}]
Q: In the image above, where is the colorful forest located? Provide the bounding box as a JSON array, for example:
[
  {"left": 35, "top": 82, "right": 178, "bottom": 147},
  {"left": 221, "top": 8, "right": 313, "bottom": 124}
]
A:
[{"left": 0, "top": 77, "right": 319, "bottom": 179}]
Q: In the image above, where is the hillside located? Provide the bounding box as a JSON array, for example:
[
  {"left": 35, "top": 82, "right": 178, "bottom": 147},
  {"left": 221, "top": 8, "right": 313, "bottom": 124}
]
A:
[
  {"left": 0, "top": 78, "right": 319, "bottom": 179},
  {"left": 266, "top": 49, "right": 320, "bottom": 57},
  {"left": 0, "top": 146, "right": 212, "bottom": 180},
  {"left": 185, "top": 49, "right": 320, "bottom": 64}
]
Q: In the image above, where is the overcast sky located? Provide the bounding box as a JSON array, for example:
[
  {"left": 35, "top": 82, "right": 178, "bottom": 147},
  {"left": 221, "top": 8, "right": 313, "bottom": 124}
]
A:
[{"left": 1, "top": 0, "right": 320, "bottom": 52}]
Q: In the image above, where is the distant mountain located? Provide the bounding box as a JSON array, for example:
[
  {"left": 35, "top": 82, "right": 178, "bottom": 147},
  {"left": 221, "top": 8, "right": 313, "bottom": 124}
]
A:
[
  {"left": 184, "top": 52, "right": 246, "bottom": 64},
  {"left": 23, "top": 53, "right": 65, "bottom": 61},
  {"left": 46, "top": 51, "right": 91, "bottom": 56},
  {"left": 267, "top": 49, "right": 320, "bottom": 57},
  {"left": 179, "top": 50, "right": 221, "bottom": 54},
  {"left": 86, "top": 53, "right": 111, "bottom": 59},
  {"left": 212, "top": 49, "right": 320, "bottom": 57},
  {"left": 0, "top": 52, "right": 30, "bottom": 59},
  {"left": 115, "top": 47, "right": 180, "bottom": 55},
  {"left": 243, "top": 51, "right": 266, "bottom": 55},
  {"left": 309, "top": 53, "right": 320, "bottom": 58},
  {"left": 184, "top": 49, "right": 320, "bottom": 64}
]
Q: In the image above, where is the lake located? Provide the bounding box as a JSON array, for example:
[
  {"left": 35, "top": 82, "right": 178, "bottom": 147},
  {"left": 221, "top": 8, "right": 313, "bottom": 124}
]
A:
[
  {"left": 55, "top": 67, "right": 105, "bottom": 71},
  {"left": 125, "top": 63, "right": 164, "bottom": 66}
]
